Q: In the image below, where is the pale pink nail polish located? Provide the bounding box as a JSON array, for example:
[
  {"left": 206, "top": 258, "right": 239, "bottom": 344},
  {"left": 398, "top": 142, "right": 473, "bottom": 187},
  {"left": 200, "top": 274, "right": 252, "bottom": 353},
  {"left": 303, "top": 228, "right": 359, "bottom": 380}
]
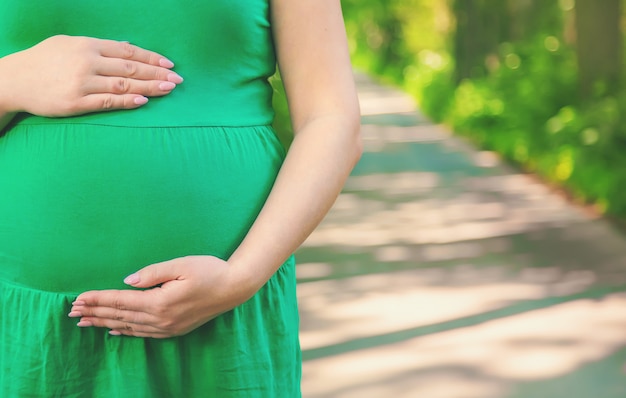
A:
[
  {"left": 159, "top": 82, "right": 176, "bottom": 91},
  {"left": 77, "top": 320, "right": 93, "bottom": 327},
  {"left": 134, "top": 96, "right": 149, "bottom": 105},
  {"left": 167, "top": 73, "right": 184, "bottom": 84},
  {"left": 68, "top": 311, "right": 82, "bottom": 318},
  {"left": 72, "top": 300, "right": 85, "bottom": 306},
  {"left": 109, "top": 330, "right": 122, "bottom": 336},
  {"left": 159, "top": 58, "right": 175, "bottom": 68},
  {"left": 124, "top": 273, "right": 140, "bottom": 285}
]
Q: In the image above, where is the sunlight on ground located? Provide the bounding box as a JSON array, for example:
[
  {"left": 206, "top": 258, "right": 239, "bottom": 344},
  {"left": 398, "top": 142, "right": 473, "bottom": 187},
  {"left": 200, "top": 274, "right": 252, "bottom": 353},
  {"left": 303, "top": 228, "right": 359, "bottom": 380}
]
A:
[
  {"left": 304, "top": 177, "right": 586, "bottom": 247},
  {"left": 360, "top": 125, "right": 451, "bottom": 153},
  {"left": 356, "top": 73, "right": 416, "bottom": 116},
  {"left": 298, "top": 267, "right": 599, "bottom": 352},
  {"left": 301, "top": 293, "right": 626, "bottom": 398}
]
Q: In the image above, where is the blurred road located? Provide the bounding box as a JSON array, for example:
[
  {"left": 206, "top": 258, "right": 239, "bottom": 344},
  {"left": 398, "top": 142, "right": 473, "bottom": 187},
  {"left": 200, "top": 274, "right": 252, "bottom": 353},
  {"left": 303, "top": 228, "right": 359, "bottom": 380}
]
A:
[{"left": 297, "top": 72, "right": 626, "bottom": 398}]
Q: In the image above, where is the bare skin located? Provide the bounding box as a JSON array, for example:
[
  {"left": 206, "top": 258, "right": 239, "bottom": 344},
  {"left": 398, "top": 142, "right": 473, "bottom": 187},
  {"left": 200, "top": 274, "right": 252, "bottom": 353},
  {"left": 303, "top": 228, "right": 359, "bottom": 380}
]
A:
[
  {"left": 33, "top": 0, "right": 361, "bottom": 339},
  {"left": 0, "top": 35, "right": 183, "bottom": 131}
]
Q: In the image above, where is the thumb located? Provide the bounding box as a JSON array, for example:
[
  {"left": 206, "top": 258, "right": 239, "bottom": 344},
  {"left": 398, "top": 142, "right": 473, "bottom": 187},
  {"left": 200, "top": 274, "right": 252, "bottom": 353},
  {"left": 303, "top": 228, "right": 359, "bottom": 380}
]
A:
[{"left": 123, "top": 259, "right": 183, "bottom": 288}]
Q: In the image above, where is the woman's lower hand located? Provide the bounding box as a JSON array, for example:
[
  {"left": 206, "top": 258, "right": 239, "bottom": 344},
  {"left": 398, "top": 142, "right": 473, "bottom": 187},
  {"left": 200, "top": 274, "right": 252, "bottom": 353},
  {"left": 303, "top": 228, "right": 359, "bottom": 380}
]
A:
[
  {"left": 0, "top": 35, "right": 182, "bottom": 117},
  {"left": 69, "top": 256, "right": 256, "bottom": 338}
]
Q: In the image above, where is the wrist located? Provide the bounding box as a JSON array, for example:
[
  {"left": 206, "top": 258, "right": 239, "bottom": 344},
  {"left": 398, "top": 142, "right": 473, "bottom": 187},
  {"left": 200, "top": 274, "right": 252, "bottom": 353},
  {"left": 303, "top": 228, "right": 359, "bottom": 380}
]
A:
[{"left": 227, "top": 257, "right": 272, "bottom": 300}]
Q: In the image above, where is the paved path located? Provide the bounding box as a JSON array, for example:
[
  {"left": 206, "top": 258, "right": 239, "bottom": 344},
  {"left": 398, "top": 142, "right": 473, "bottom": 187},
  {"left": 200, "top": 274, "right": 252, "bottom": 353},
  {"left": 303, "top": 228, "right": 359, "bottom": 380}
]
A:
[{"left": 297, "top": 73, "right": 626, "bottom": 398}]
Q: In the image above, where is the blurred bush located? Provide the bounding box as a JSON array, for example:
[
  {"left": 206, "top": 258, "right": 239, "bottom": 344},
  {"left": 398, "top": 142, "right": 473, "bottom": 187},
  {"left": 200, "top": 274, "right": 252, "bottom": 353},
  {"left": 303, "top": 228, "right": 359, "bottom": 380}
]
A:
[{"left": 342, "top": 0, "right": 626, "bottom": 218}]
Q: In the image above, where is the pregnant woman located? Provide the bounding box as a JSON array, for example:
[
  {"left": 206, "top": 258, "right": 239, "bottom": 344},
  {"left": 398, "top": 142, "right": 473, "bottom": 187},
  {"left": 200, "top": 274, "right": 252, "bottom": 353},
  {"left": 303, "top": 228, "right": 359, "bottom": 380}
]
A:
[{"left": 0, "top": 0, "right": 360, "bottom": 396}]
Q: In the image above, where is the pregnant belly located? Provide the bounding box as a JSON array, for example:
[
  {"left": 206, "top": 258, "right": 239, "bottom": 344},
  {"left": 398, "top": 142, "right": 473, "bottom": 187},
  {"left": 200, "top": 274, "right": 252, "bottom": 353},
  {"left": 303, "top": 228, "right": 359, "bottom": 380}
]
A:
[{"left": 0, "top": 123, "right": 284, "bottom": 293}]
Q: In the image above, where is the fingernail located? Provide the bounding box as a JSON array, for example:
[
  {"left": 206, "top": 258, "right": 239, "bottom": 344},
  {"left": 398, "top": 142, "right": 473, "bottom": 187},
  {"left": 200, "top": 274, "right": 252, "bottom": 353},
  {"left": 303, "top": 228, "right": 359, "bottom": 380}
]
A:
[
  {"left": 159, "top": 58, "right": 175, "bottom": 68},
  {"left": 109, "top": 330, "right": 122, "bottom": 336},
  {"left": 124, "top": 273, "right": 140, "bottom": 285},
  {"left": 72, "top": 300, "right": 85, "bottom": 306},
  {"left": 167, "top": 73, "right": 184, "bottom": 84},
  {"left": 68, "top": 311, "right": 82, "bottom": 318},
  {"left": 77, "top": 320, "right": 93, "bottom": 327},
  {"left": 134, "top": 96, "right": 149, "bottom": 105},
  {"left": 159, "top": 82, "right": 176, "bottom": 91}
]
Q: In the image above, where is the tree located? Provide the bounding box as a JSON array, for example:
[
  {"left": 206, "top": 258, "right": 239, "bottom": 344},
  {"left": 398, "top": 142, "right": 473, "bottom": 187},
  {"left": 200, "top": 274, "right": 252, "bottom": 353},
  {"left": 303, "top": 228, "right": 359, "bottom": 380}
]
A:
[
  {"left": 452, "top": 0, "right": 565, "bottom": 83},
  {"left": 574, "top": 0, "right": 622, "bottom": 99},
  {"left": 453, "top": 0, "right": 508, "bottom": 82}
]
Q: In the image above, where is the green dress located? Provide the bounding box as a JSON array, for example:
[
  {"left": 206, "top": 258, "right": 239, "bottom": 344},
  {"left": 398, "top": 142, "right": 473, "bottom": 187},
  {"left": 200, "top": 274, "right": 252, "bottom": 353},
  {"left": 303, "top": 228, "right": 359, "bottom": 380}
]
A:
[{"left": 0, "top": 1, "right": 301, "bottom": 396}]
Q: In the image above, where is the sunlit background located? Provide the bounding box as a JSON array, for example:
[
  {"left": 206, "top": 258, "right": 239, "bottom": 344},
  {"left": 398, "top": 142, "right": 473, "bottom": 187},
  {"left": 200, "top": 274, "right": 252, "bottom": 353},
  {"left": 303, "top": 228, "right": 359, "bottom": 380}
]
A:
[{"left": 274, "top": 1, "right": 626, "bottom": 397}]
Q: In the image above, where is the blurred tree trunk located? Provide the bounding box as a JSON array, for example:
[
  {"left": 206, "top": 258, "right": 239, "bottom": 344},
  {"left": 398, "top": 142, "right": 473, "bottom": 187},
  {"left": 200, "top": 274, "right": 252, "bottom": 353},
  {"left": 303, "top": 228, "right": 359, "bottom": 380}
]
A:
[
  {"left": 377, "top": 9, "right": 404, "bottom": 74},
  {"left": 509, "top": 0, "right": 561, "bottom": 41},
  {"left": 575, "top": 0, "right": 622, "bottom": 98},
  {"left": 453, "top": 0, "right": 506, "bottom": 82},
  {"left": 453, "top": 0, "right": 564, "bottom": 83}
]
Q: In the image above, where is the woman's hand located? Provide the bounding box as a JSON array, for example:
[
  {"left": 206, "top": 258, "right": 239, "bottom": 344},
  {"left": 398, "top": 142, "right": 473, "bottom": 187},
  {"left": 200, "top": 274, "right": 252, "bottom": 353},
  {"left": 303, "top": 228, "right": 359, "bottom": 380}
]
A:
[
  {"left": 0, "top": 35, "right": 183, "bottom": 118},
  {"left": 69, "top": 256, "right": 256, "bottom": 338}
]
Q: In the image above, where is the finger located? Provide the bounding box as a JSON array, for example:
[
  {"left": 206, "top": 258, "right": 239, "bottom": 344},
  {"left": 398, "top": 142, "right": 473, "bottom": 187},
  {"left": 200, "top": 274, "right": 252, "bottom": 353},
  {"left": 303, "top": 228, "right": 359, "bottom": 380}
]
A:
[
  {"left": 84, "top": 75, "right": 177, "bottom": 97},
  {"left": 74, "top": 289, "right": 155, "bottom": 313},
  {"left": 73, "top": 93, "right": 149, "bottom": 113},
  {"left": 68, "top": 305, "right": 159, "bottom": 327},
  {"left": 97, "top": 39, "right": 175, "bottom": 68},
  {"left": 123, "top": 258, "right": 186, "bottom": 288},
  {"left": 109, "top": 329, "right": 172, "bottom": 339},
  {"left": 78, "top": 316, "right": 165, "bottom": 335},
  {"left": 93, "top": 57, "right": 183, "bottom": 83}
]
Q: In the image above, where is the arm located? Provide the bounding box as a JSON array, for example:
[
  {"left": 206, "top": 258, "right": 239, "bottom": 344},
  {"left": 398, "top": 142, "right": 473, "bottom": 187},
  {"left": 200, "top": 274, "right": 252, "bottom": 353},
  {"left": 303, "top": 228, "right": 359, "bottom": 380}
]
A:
[
  {"left": 71, "top": 0, "right": 361, "bottom": 338},
  {"left": 228, "top": 0, "right": 361, "bottom": 289}
]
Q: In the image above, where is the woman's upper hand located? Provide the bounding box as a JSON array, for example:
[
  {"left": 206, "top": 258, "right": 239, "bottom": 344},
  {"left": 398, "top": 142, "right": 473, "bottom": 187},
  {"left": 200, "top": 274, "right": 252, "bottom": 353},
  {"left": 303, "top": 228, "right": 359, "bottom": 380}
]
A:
[
  {"left": 69, "top": 256, "right": 258, "bottom": 338},
  {"left": 0, "top": 35, "right": 183, "bottom": 118}
]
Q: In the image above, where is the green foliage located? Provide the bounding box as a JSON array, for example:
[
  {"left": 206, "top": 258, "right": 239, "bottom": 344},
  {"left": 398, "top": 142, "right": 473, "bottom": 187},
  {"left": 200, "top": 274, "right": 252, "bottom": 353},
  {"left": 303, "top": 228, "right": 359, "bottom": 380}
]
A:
[
  {"left": 342, "top": 1, "right": 626, "bottom": 218},
  {"left": 441, "top": 34, "right": 626, "bottom": 216},
  {"left": 342, "top": 0, "right": 450, "bottom": 83},
  {"left": 270, "top": 73, "right": 293, "bottom": 149}
]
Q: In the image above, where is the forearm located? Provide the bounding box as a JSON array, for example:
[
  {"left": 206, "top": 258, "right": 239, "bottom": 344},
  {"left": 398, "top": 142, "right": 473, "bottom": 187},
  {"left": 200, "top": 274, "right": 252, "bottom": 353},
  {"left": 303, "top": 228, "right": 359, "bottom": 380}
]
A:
[
  {"left": 228, "top": 114, "right": 361, "bottom": 290},
  {"left": 226, "top": 0, "right": 360, "bottom": 294}
]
